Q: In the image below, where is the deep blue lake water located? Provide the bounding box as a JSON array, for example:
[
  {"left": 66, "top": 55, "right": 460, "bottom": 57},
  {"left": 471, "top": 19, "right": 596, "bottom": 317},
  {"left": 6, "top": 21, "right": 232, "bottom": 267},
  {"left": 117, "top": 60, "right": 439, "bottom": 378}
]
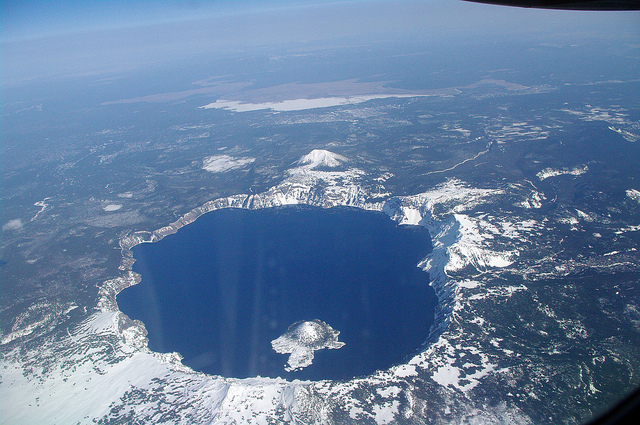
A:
[{"left": 117, "top": 205, "right": 436, "bottom": 380}]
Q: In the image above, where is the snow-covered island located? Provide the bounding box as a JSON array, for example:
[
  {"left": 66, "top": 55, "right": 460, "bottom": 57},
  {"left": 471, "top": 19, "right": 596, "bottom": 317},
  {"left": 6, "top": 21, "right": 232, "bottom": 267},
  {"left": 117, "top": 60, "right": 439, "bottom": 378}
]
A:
[{"left": 271, "top": 320, "right": 345, "bottom": 372}]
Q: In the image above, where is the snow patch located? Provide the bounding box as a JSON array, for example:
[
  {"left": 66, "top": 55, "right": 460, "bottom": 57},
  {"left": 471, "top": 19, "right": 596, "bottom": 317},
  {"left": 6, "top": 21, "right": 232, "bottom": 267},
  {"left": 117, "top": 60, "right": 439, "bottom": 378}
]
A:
[
  {"left": 459, "top": 280, "right": 480, "bottom": 289},
  {"left": 609, "top": 126, "right": 639, "bottom": 143},
  {"left": 103, "top": 204, "right": 122, "bottom": 212},
  {"left": 200, "top": 94, "right": 424, "bottom": 113},
  {"left": 432, "top": 365, "right": 460, "bottom": 387},
  {"left": 626, "top": 189, "right": 640, "bottom": 203},
  {"left": 202, "top": 155, "right": 256, "bottom": 173},
  {"left": 399, "top": 207, "right": 422, "bottom": 226},
  {"left": 2, "top": 218, "right": 23, "bottom": 231},
  {"left": 537, "top": 165, "right": 588, "bottom": 181},
  {"left": 445, "top": 214, "right": 516, "bottom": 273},
  {"left": 31, "top": 197, "right": 51, "bottom": 221},
  {"left": 393, "top": 364, "right": 417, "bottom": 378},
  {"left": 372, "top": 400, "right": 400, "bottom": 425},
  {"left": 518, "top": 190, "right": 545, "bottom": 209},
  {"left": 376, "top": 386, "right": 402, "bottom": 398}
]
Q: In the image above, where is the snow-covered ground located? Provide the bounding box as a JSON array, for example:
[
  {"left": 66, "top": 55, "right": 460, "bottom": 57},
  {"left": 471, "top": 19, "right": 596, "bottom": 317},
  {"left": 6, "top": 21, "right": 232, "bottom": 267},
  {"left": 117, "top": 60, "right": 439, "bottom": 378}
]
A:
[
  {"left": 536, "top": 165, "right": 588, "bottom": 181},
  {"left": 103, "top": 204, "right": 123, "bottom": 212},
  {"left": 3, "top": 148, "right": 636, "bottom": 424},
  {"left": 627, "top": 189, "right": 640, "bottom": 203},
  {"left": 200, "top": 94, "right": 425, "bottom": 112},
  {"left": 297, "top": 149, "right": 348, "bottom": 168},
  {"left": 202, "top": 155, "right": 256, "bottom": 173}
]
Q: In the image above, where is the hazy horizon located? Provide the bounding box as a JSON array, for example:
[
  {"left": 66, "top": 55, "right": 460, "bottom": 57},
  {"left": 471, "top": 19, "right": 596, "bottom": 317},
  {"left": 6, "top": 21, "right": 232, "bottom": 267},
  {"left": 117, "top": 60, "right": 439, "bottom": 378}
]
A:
[{"left": 3, "top": 1, "right": 638, "bottom": 86}]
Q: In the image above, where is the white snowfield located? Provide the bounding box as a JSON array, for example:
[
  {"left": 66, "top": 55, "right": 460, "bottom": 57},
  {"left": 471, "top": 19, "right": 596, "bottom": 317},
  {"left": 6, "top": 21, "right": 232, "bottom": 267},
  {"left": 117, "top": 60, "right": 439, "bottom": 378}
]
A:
[
  {"left": 103, "top": 203, "right": 123, "bottom": 211},
  {"left": 3, "top": 149, "right": 546, "bottom": 424},
  {"left": 202, "top": 155, "right": 256, "bottom": 173},
  {"left": 536, "top": 164, "right": 588, "bottom": 181},
  {"left": 297, "top": 149, "right": 348, "bottom": 168},
  {"left": 200, "top": 94, "right": 425, "bottom": 112},
  {"left": 2, "top": 218, "right": 23, "bottom": 231},
  {"left": 627, "top": 189, "right": 640, "bottom": 203}
]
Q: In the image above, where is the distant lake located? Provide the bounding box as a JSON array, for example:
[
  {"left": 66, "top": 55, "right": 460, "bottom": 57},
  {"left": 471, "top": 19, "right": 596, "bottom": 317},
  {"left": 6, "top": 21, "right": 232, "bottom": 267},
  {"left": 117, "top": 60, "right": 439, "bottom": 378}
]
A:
[{"left": 117, "top": 206, "right": 436, "bottom": 380}]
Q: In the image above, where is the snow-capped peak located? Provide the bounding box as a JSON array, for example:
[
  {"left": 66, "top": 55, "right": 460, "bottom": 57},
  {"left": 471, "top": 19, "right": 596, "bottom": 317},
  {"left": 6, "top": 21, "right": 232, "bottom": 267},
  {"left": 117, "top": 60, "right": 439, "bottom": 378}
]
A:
[{"left": 297, "top": 149, "right": 348, "bottom": 168}]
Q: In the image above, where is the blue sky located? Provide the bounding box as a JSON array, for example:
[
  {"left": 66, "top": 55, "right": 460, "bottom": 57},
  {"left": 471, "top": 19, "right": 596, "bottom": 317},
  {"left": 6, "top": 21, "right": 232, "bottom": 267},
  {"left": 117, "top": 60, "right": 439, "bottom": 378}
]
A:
[
  {"left": 2, "top": 1, "right": 638, "bottom": 86},
  {"left": 3, "top": 0, "right": 635, "bottom": 42},
  {"left": 2, "top": 0, "right": 400, "bottom": 41},
  {"left": 2, "top": 0, "right": 240, "bottom": 40}
]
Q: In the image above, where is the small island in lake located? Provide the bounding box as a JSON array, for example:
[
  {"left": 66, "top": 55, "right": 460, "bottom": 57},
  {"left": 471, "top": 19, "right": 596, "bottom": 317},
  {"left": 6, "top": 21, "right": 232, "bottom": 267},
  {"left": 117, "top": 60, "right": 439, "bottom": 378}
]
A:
[{"left": 271, "top": 320, "right": 345, "bottom": 372}]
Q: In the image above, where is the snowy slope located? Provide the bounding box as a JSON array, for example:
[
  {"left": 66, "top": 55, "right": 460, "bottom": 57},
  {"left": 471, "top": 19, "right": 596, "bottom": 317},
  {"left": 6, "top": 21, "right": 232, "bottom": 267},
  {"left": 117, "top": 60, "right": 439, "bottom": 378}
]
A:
[{"left": 296, "top": 149, "right": 348, "bottom": 168}]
